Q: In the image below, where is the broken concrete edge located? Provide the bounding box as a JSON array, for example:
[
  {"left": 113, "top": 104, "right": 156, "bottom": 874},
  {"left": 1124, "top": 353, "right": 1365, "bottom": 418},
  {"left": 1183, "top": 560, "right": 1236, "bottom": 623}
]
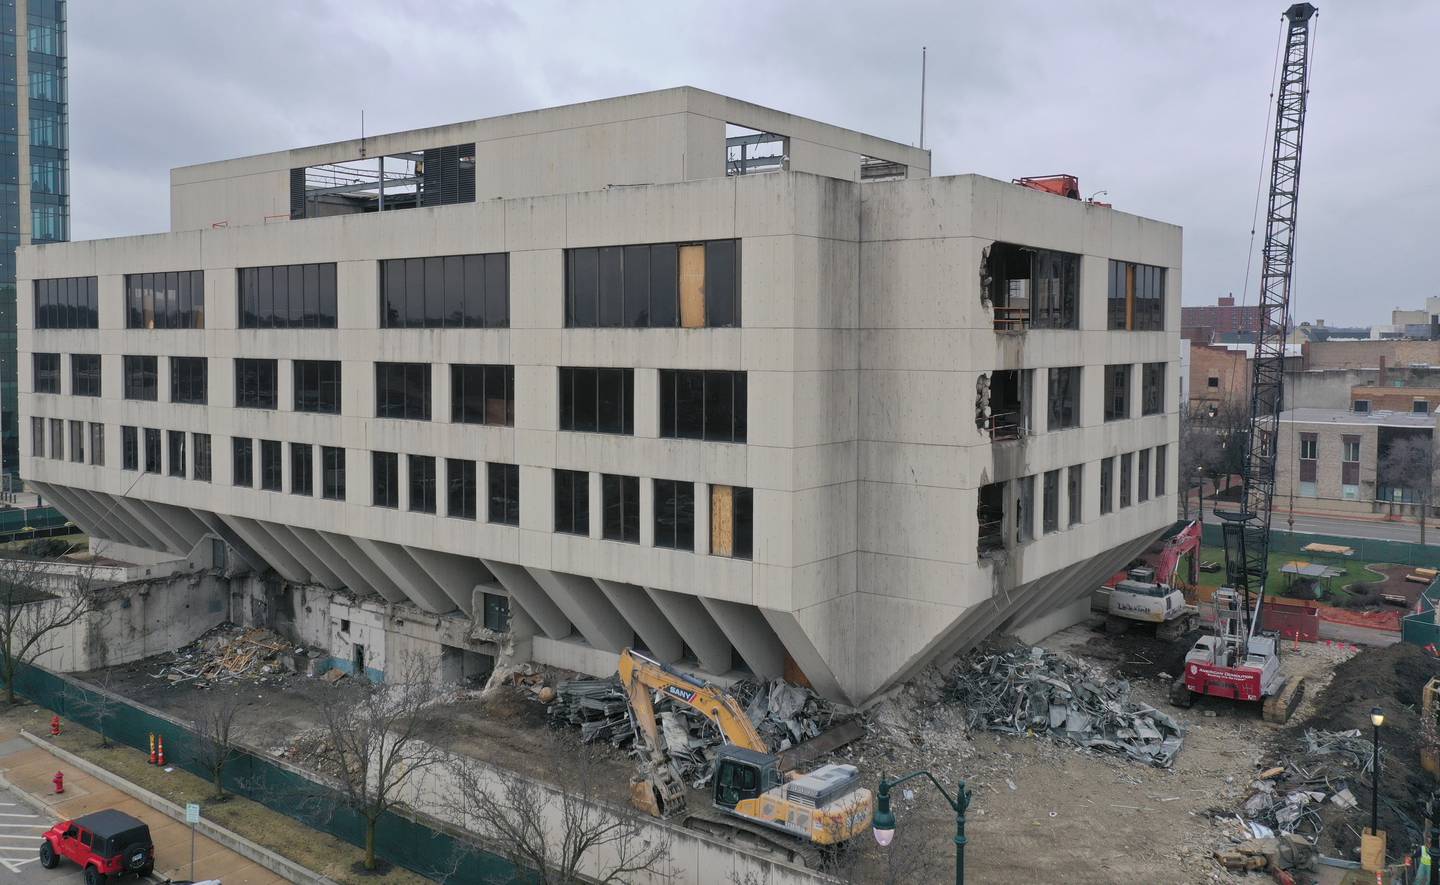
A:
[{"left": 18, "top": 730, "right": 341, "bottom": 885}]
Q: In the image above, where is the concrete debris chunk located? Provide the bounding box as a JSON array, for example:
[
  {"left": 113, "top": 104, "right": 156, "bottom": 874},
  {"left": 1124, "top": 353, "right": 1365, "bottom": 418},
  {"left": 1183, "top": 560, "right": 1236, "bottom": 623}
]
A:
[
  {"left": 154, "top": 622, "right": 297, "bottom": 687},
  {"left": 946, "top": 645, "right": 1185, "bottom": 767}
]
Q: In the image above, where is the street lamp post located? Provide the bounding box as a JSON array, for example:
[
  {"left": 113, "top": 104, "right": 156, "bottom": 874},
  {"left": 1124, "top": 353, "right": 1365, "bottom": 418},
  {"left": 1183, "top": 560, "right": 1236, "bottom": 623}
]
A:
[
  {"left": 872, "top": 770, "right": 972, "bottom": 885},
  {"left": 1371, "top": 706, "right": 1385, "bottom": 837}
]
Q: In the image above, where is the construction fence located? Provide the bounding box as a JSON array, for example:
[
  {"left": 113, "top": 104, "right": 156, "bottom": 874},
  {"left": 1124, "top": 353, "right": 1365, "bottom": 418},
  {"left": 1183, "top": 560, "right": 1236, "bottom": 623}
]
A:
[
  {"left": 11, "top": 663, "right": 523, "bottom": 884},
  {"left": 1401, "top": 579, "right": 1440, "bottom": 651},
  {"left": 1200, "top": 523, "right": 1439, "bottom": 568}
]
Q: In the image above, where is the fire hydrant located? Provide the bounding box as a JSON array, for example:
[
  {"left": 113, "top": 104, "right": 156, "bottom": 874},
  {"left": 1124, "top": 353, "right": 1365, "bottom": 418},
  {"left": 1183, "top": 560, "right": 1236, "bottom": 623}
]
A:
[
  {"left": 49, "top": 715, "right": 60, "bottom": 736},
  {"left": 52, "top": 771, "right": 63, "bottom": 794}
]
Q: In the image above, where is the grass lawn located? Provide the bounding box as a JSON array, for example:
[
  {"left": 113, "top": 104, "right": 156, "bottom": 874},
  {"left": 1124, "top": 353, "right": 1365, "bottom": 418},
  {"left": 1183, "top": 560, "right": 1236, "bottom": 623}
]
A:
[
  {"left": 0, "top": 704, "right": 438, "bottom": 885},
  {"left": 1193, "top": 545, "right": 1383, "bottom": 602}
]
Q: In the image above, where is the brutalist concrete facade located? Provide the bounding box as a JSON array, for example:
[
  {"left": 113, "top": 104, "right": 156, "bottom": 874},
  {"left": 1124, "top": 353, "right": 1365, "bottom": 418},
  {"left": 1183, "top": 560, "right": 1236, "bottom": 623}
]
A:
[{"left": 18, "top": 88, "right": 1179, "bottom": 703}]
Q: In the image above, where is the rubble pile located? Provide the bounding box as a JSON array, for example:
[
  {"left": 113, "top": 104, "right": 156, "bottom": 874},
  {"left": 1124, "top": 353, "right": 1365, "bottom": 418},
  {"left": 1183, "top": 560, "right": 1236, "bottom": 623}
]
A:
[
  {"left": 947, "top": 646, "right": 1185, "bottom": 767},
  {"left": 1213, "top": 834, "right": 1318, "bottom": 876},
  {"left": 1238, "top": 728, "right": 1403, "bottom": 844},
  {"left": 156, "top": 623, "right": 304, "bottom": 687},
  {"left": 547, "top": 673, "right": 840, "bottom": 786}
]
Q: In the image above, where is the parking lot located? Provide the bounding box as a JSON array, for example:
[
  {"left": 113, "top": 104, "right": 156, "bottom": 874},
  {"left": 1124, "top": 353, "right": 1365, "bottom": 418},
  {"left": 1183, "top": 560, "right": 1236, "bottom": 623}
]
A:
[{"left": 0, "top": 770, "right": 65, "bottom": 885}]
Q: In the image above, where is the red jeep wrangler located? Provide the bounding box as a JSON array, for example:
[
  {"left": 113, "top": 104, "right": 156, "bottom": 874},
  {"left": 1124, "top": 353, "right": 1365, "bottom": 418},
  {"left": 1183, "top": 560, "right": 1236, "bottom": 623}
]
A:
[{"left": 39, "top": 809, "right": 155, "bottom": 884}]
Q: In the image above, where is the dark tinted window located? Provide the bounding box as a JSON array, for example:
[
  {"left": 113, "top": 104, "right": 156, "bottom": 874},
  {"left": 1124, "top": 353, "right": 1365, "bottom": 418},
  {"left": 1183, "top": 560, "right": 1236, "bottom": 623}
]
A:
[
  {"left": 488, "top": 463, "right": 520, "bottom": 525},
  {"left": 170, "top": 357, "right": 207, "bottom": 405},
  {"left": 260, "top": 440, "right": 282, "bottom": 491},
  {"left": 602, "top": 474, "right": 639, "bottom": 543},
  {"left": 237, "top": 264, "right": 336, "bottom": 328},
  {"left": 144, "top": 428, "right": 161, "bottom": 474},
  {"left": 71, "top": 354, "right": 101, "bottom": 397},
  {"left": 446, "top": 459, "right": 477, "bottom": 519},
  {"left": 451, "top": 364, "right": 514, "bottom": 425},
  {"left": 559, "top": 368, "right": 633, "bottom": 435},
  {"left": 554, "top": 469, "right": 588, "bottom": 535},
  {"left": 375, "top": 363, "right": 431, "bottom": 420},
  {"left": 322, "top": 447, "right": 346, "bottom": 501},
  {"left": 653, "top": 479, "right": 695, "bottom": 551},
  {"left": 1141, "top": 362, "right": 1165, "bottom": 416},
  {"left": 126, "top": 271, "right": 204, "bottom": 329},
  {"left": 168, "top": 430, "right": 186, "bottom": 477},
  {"left": 32, "top": 353, "right": 58, "bottom": 393},
  {"left": 295, "top": 360, "right": 341, "bottom": 414},
  {"left": 378, "top": 254, "right": 508, "bottom": 329},
  {"left": 372, "top": 451, "right": 399, "bottom": 508},
  {"left": 235, "top": 359, "right": 277, "bottom": 409},
  {"left": 1047, "top": 367, "right": 1080, "bottom": 431},
  {"left": 658, "top": 370, "right": 746, "bottom": 442},
  {"left": 34, "top": 276, "right": 99, "bottom": 329},
  {"left": 122, "top": 356, "right": 158, "bottom": 401},
  {"left": 1104, "top": 364, "right": 1132, "bottom": 421},
  {"left": 193, "top": 433, "right": 212, "bottom": 481},
  {"left": 408, "top": 455, "right": 436, "bottom": 513},
  {"left": 122, "top": 426, "right": 138, "bottom": 471},
  {"left": 232, "top": 437, "right": 252, "bottom": 486},
  {"left": 1119, "top": 452, "right": 1133, "bottom": 508},
  {"left": 291, "top": 443, "right": 313, "bottom": 496},
  {"left": 566, "top": 240, "right": 737, "bottom": 328}
]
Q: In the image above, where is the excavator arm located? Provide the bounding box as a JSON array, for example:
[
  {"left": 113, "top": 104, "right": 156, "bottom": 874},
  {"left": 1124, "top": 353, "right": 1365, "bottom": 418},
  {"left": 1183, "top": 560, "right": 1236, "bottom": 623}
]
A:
[{"left": 619, "top": 648, "right": 768, "bottom": 753}]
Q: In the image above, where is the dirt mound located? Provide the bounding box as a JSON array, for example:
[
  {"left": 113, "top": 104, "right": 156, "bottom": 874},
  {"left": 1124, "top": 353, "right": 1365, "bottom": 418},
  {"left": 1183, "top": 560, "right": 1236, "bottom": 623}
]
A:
[{"left": 1276, "top": 642, "right": 1440, "bottom": 857}]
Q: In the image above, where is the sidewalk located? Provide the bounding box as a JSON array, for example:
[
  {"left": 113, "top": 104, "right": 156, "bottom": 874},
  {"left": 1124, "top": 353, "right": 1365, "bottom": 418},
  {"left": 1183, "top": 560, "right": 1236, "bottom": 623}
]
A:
[{"left": 0, "top": 726, "right": 287, "bottom": 884}]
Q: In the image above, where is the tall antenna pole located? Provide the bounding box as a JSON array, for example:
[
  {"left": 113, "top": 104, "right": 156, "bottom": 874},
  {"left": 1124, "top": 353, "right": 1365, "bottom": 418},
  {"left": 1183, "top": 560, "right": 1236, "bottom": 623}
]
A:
[
  {"left": 919, "top": 46, "right": 927, "bottom": 149},
  {"left": 360, "top": 109, "right": 367, "bottom": 157}
]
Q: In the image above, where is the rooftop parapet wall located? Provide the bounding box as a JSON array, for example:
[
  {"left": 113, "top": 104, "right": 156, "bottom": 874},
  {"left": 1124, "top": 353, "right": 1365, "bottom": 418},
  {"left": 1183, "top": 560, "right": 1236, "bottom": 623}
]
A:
[{"left": 168, "top": 87, "right": 931, "bottom": 232}]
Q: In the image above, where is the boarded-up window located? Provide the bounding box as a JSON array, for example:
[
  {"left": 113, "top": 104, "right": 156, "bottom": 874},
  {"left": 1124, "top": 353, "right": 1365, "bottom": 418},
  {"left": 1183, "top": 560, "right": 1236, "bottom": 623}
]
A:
[
  {"left": 709, "top": 484, "right": 753, "bottom": 559},
  {"left": 679, "top": 244, "right": 706, "bottom": 328}
]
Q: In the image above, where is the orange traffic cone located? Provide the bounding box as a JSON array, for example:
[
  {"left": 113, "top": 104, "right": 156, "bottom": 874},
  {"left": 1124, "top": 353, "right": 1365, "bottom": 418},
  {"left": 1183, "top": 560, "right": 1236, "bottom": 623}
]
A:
[
  {"left": 156, "top": 736, "right": 165, "bottom": 766},
  {"left": 148, "top": 733, "right": 156, "bottom": 765}
]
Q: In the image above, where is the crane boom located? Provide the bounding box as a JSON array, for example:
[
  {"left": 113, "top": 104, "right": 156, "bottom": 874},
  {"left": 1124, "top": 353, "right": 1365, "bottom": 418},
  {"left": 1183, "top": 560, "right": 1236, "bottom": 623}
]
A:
[{"left": 1220, "top": 2, "right": 1318, "bottom": 652}]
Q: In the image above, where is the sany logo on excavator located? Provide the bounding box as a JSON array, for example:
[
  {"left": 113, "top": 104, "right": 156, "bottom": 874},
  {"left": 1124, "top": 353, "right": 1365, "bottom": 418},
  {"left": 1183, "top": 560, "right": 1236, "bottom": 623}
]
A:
[{"left": 664, "top": 685, "right": 697, "bottom": 704}]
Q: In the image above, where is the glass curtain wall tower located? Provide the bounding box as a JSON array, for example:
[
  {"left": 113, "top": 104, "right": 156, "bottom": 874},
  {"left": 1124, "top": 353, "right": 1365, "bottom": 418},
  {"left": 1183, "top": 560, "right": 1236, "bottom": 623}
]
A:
[{"left": 1, "top": 0, "right": 67, "bottom": 475}]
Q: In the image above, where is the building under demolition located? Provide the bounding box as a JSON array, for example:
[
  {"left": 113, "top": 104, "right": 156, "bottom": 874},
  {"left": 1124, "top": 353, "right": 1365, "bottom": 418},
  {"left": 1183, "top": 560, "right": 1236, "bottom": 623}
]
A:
[{"left": 17, "top": 88, "right": 1179, "bottom": 703}]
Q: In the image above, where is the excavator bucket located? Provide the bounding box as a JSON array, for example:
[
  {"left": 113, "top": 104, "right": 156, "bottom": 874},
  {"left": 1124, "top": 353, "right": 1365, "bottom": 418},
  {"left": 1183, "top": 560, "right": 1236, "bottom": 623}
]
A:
[{"left": 630, "top": 769, "right": 688, "bottom": 819}]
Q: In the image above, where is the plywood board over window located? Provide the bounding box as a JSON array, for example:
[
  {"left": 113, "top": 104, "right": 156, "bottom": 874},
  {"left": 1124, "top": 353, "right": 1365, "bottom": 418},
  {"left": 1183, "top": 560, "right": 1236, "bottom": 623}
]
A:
[
  {"left": 711, "top": 484, "right": 734, "bottom": 556},
  {"left": 679, "top": 244, "right": 706, "bottom": 328}
]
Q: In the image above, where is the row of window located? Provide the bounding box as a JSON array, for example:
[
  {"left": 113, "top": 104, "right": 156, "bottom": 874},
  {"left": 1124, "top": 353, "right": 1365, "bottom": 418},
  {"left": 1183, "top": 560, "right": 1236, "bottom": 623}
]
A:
[
  {"left": 34, "top": 276, "right": 98, "bottom": 329},
  {"left": 1045, "top": 362, "right": 1167, "bottom": 431},
  {"left": 60, "top": 354, "right": 745, "bottom": 442},
  {"left": 1097, "top": 445, "right": 1168, "bottom": 516},
  {"left": 31, "top": 418, "right": 106, "bottom": 468},
  {"left": 1106, "top": 260, "right": 1166, "bottom": 332},
  {"left": 380, "top": 254, "right": 509, "bottom": 329},
  {"left": 552, "top": 470, "right": 753, "bottom": 558},
  {"left": 125, "top": 271, "right": 206, "bottom": 330},
  {"left": 238, "top": 264, "right": 339, "bottom": 329},
  {"left": 564, "top": 240, "right": 739, "bottom": 329}
]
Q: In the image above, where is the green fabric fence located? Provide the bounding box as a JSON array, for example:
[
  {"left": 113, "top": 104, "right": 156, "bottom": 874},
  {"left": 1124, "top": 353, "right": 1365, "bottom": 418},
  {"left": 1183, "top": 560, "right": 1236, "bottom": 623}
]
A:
[
  {"left": 12, "top": 664, "right": 523, "bottom": 884},
  {"left": 1402, "top": 580, "right": 1440, "bottom": 651}
]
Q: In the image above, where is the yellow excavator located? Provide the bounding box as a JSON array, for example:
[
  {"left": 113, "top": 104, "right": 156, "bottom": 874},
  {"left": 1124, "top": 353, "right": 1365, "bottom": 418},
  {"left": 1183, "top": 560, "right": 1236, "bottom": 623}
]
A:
[{"left": 619, "top": 648, "right": 873, "bottom": 859}]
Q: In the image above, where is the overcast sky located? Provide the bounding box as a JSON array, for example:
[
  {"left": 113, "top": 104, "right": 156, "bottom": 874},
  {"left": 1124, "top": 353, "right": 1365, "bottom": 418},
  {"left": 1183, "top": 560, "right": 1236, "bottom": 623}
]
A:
[{"left": 69, "top": 1, "right": 1438, "bottom": 326}]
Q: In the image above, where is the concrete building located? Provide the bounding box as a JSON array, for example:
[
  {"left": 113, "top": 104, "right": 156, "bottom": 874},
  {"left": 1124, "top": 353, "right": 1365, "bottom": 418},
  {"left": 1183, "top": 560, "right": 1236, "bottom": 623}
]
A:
[
  {"left": 17, "top": 88, "right": 1180, "bottom": 704},
  {"left": 1275, "top": 407, "right": 1437, "bottom": 517},
  {"left": 0, "top": 0, "right": 69, "bottom": 475}
]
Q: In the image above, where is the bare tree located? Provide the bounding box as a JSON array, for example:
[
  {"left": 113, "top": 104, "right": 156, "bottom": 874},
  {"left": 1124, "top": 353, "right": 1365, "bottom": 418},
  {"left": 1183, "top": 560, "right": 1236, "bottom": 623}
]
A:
[
  {"left": 1379, "top": 434, "right": 1435, "bottom": 544},
  {"left": 66, "top": 670, "right": 122, "bottom": 748},
  {"left": 316, "top": 653, "right": 449, "bottom": 872},
  {"left": 450, "top": 739, "right": 672, "bottom": 884},
  {"left": 191, "top": 692, "right": 243, "bottom": 800},
  {"left": 0, "top": 556, "right": 98, "bottom": 704}
]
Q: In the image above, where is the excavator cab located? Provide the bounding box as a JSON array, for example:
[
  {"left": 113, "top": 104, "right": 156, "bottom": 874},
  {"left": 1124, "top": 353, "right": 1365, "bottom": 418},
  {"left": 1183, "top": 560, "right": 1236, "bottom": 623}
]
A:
[{"left": 712, "top": 746, "right": 784, "bottom": 810}]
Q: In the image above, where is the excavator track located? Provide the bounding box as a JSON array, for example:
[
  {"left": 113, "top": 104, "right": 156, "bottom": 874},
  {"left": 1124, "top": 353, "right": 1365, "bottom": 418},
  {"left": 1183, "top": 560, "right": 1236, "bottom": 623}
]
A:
[
  {"left": 681, "top": 805, "right": 826, "bottom": 869},
  {"left": 1262, "top": 676, "right": 1306, "bottom": 724}
]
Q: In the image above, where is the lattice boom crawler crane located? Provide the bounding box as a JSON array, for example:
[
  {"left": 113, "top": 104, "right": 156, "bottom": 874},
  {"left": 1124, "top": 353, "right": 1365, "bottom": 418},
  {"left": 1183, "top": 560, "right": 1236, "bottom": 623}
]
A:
[{"left": 1169, "top": 3, "right": 1317, "bottom": 724}]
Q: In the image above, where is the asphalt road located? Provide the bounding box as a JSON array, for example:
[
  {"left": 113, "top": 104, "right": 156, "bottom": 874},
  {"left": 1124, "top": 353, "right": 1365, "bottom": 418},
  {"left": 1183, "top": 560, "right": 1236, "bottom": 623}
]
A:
[
  {"left": 0, "top": 779, "right": 62, "bottom": 885},
  {"left": 1197, "top": 506, "right": 1437, "bottom": 545}
]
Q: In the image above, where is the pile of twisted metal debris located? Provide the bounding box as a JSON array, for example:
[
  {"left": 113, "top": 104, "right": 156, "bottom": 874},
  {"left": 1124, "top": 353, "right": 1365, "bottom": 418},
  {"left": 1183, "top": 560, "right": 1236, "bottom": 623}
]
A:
[
  {"left": 1234, "top": 728, "right": 1422, "bottom": 848},
  {"left": 547, "top": 675, "right": 838, "bottom": 786},
  {"left": 155, "top": 623, "right": 301, "bottom": 687},
  {"left": 947, "top": 645, "right": 1185, "bottom": 767}
]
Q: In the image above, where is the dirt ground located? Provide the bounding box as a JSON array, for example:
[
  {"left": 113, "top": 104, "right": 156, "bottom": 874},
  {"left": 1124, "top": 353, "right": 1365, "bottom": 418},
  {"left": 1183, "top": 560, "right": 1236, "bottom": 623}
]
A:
[
  {"left": 1341, "top": 563, "right": 1426, "bottom": 607},
  {"left": 81, "top": 619, "right": 1403, "bottom": 885}
]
